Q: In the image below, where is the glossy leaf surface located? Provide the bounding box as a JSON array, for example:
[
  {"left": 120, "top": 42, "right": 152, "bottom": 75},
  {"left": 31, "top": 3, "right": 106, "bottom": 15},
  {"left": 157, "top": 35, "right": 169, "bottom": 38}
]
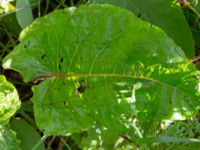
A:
[{"left": 3, "top": 4, "right": 200, "bottom": 147}]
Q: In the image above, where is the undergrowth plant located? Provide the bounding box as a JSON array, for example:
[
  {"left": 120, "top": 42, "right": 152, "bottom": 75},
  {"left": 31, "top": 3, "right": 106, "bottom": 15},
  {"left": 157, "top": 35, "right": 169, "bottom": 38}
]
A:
[{"left": 1, "top": 0, "right": 200, "bottom": 149}]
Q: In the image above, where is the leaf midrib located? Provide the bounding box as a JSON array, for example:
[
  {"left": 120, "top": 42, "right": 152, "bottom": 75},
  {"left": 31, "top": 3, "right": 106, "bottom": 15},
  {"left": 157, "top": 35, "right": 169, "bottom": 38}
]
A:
[{"left": 33, "top": 73, "right": 198, "bottom": 102}]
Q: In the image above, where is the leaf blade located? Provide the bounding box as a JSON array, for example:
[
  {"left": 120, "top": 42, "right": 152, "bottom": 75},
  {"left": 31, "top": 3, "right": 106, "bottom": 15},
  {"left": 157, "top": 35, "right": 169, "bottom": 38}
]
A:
[
  {"left": 3, "top": 4, "right": 200, "bottom": 147},
  {"left": 91, "top": 0, "right": 195, "bottom": 57}
]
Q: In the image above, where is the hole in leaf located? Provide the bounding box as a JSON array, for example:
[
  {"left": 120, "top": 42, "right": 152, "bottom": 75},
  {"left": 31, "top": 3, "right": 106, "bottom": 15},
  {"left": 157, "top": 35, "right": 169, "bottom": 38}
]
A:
[
  {"left": 76, "top": 86, "right": 85, "bottom": 94},
  {"left": 137, "top": 13, "right": 141, "bottom": 18},
  {"left": 60, "top": 57, "right": 64, "bottom": 63},
  {"left": 76, "top": 80, "right": 88, "bottom": 94},
  {"left": 24, "top": 41, "right": 31, "bottom": 48},
  {"left": 41, "top": 54, "right": 47, "bottom": 59},
  {"left": 58, "top": 57, "right": 64, "bottom": 71},
  {"left": 64, "top": 101, "right": 68, "bottom": 107},
  {"left": 58, "top": 64, "right": 61, "bottom": 71}
]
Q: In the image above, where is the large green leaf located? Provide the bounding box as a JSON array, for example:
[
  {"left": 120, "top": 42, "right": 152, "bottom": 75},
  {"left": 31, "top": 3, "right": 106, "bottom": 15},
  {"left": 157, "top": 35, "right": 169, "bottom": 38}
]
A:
[
  {"left": 3, "top": 4, "right": 200, "bottom": 147},
  {"left": 0, "top": 75, "right": 20, "bottom": 125},
  {"left": 91, "top": 0, "right": 195, "bottom": 57}
]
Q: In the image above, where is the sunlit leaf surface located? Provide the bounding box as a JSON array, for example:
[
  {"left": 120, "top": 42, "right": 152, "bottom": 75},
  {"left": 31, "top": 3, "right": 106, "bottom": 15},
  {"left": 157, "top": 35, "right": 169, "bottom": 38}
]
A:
[
  {"left": 91, "top": 0, "right": 195, "bottom": 57},
  {"left": 0, "top": 75, "right": 20, "bottom": 125},
  {"left": 3, "top": 4, "right": 200, "bottom": 148},
  {"left": 0, "top": 125, "right": 19, "bottom": 150}
]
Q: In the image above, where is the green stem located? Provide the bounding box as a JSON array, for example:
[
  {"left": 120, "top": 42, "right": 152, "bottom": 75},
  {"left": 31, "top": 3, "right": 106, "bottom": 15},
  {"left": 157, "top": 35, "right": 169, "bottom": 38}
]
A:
[
  {"left": 44, "top": 0, "right": 50, "bottom": 14},
  {"left": 70, "top": 0, "right": 74, "bottom": 6},
  {"left": 20, "top": 112, "right": 38, "bottom": 129},
  {"left": 38, "top": 0, "right": 41, "bottom": 16},
  {"left": 61, "top": 138, "right": 72, "bottom": 150},
  {"left": 76, "top": 0, "right": 86, "bottom": 6},
  {"left": 32, "top": 135, "right": 48, "bottom": 150},
  {"left": 47, "top": 136, "right": 56, "bottom": 150},
  {"left": 185, "top": 1, "right": 200, "bottom": 21},
  {"left": 130, "top": 123, "right": 143, "bottom": 138}
]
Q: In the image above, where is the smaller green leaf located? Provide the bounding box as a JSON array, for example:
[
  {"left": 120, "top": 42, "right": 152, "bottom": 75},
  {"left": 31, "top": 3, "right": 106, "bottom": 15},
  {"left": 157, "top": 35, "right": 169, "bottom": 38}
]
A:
[
  {"left": 0, "top": 125, "right": 19, "bottom": 150},
  {"left": 0, "top": 75, "right": 20, "bottom": 125},
  {"left": 10, "top": 119, "right": 45, "bottom": 150},
  {"left": 16, "top": 0, "right": 33, "bottom": 29}
]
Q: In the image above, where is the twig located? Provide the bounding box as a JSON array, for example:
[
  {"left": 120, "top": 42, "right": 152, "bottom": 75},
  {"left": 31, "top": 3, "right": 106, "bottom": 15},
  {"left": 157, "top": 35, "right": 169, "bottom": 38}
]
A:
[
  {"left": 120, "top": 135, "right": 133, "bottom": 143},
  {"left": 189, "top": 55, "right": 200, "bottom": 63},
  {"left": 180, "top": 0, "right": 200, "bottom": 21},
  {"left": 47, "top": 136, "right": 56, "bottom": 150},
  {"left": 61, "top": 138, "right": 72, "bottom": 150},
  {"left": 186, "top": 2, "right": 200, "bottom": 21}
]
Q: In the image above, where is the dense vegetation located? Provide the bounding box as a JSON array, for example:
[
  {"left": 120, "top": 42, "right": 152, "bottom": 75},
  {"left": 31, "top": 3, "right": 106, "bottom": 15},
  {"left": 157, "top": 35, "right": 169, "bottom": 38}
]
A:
[{"left": 1, "top": 0, "right": 200, "bottom": 149}]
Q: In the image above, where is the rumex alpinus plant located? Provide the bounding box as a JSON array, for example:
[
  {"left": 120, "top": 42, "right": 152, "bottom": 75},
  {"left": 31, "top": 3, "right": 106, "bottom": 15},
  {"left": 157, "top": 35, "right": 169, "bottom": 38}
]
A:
[{"left": 1, "top": 1, "right": 200, "bottom": 149}]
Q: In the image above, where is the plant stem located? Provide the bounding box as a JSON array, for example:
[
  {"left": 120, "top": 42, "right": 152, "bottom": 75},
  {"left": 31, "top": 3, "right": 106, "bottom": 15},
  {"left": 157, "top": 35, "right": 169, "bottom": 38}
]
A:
[
  {"left": 61, "top": 138, "right": 72, "bottom": 150},
  {"left": 47, "top": 136, "right": 56, "bottom": 150},
  {"left": 189, "top": 55, "right": 200, "bottom": 63},
  {"left": 184, "top": 0, "right": 200, "bottom": 21},
  {"left": 120, "top": 135, "right": 133, "bottom": 143},
  {"left": 38, "top": 0, "right": 41, "bottom": 16},
  {"left": 44, "top": 0, "right": 50, "bottom": 14},
  {"left": 20, "top": 112, "right": 37, "bottom": 129},
  {"left": 32, "top": 135, "right": 48, "bottom": 150},
  {"left": 131, "top": 123, "right": 143, "bottom": 138},
  {"left": 70, "top": 0, "right": 74, "bottom": 6}
]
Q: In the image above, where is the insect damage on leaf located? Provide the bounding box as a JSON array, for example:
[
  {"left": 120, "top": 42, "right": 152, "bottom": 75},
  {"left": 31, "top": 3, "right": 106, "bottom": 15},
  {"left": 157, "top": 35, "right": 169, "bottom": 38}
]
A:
[{"left": 76, "top": 80, "right": 89, "bottom": 94}]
